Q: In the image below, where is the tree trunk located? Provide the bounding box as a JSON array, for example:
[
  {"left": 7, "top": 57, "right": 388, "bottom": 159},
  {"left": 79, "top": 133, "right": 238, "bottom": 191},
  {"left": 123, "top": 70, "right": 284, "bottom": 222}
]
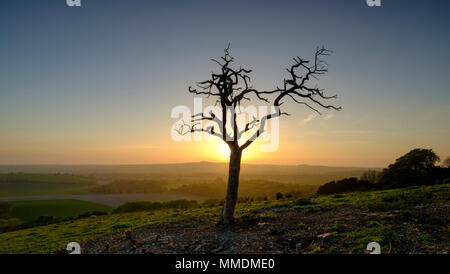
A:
[{"left": 220, "top": 147, "right": 242, "bottom": 225}]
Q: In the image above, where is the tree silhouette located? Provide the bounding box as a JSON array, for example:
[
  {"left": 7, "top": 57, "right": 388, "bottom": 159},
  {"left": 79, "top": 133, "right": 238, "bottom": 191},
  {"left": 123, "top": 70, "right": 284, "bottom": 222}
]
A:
[
  {"left": 378, "top": 148, "right": 440, "bottom": 187},
  {"left": 179, "top": 45, "right": 341, "bottom": 225},
  {"left": 443, "top": 156, "right": 450, "bottom": 168}
]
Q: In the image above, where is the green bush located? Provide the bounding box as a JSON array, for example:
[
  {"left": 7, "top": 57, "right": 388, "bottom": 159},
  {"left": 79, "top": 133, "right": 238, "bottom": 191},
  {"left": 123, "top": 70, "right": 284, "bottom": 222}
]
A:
[
  {"left": 377, "top": 148, "right": 442, "bottom": 188},
  {"left": 317, "top": 177, "right": 372, "bottom": 195},
  {"left": 294, "top": 197, "right": 313, "bottom": 206},
  {"left": 275, "top": 192, "right": 283, "bottom": 200},
  {"left": 113, "top": 199, "right": 198, "bottom": 213},
  {"left": 76, "top": 211, "right": 108, "bottom": 219}
]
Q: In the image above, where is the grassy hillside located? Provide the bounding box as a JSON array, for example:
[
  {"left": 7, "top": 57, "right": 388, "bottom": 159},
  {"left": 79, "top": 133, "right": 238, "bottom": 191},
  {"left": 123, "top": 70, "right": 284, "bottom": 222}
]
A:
[
  {"left": 0, "top": 183, "right": 447, "bottom": 254},
  {"left": 10, "top": 200, "right": 113, "bottom": 223}
]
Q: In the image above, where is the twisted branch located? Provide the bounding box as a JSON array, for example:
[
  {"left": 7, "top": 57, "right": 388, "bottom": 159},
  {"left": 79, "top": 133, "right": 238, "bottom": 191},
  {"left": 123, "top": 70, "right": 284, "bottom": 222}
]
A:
[{"left": 179, "top": 46, "right": 341, "bottom": 151}]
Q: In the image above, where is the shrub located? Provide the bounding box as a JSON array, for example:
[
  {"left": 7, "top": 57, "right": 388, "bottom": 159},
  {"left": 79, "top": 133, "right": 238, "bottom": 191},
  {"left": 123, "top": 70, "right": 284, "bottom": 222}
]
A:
[
  {"left": 76, "top": 211, "right": 108, "bottom": 219},
  {"left": 360, "top": 170, "right": 379, "bottom": 184},
  {"left": 275, "top": 192, "right": 283, "bottom": 200},
  {"left": 317, "top": 178, "right": 372, "bottom": 195},
  {"left": 317, "top": 149, "right": 450, "bottom": 196},
  {"left": 294, "top": 197, "right": 313, "bottom": 206}
]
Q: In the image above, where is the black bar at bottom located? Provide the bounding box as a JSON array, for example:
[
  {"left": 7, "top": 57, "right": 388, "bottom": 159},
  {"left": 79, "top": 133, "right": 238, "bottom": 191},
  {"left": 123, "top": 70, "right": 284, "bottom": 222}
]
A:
[{"left": 1, "top": 254, "right": 446, "bottom": 273}]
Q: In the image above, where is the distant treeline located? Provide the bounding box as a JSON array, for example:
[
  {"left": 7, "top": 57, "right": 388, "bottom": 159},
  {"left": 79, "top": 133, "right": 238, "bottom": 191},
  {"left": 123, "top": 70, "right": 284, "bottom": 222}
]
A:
[{"left": 317, "top": 149, "right": 450, "bottom": 195}]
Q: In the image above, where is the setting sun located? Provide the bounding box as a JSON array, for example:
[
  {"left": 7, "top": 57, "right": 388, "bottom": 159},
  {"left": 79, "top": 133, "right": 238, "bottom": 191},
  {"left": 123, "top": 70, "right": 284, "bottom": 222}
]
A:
[{"left": 207, "top": 139, "right": 261, "bottom": 162}]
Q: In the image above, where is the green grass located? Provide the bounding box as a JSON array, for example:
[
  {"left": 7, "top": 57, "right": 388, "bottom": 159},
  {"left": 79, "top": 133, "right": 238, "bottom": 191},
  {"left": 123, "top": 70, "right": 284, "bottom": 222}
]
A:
[
  {"left": 340, "top": 225, "right": 400, "bottom": 253},
  {"left": 0, "top": 207, "right": 222, "bottom": 254},
  {"left": 0, "top": 199, "right": 286, "bottom": 254},
  {"left": 310, "top": 183, "right": 449, "bottom": 210},
  {"left": 0, "top": 183, "right": 448, "bottom": 254},
  {"left": 10, "top": 200, "right": 113, "bottom": 223}
]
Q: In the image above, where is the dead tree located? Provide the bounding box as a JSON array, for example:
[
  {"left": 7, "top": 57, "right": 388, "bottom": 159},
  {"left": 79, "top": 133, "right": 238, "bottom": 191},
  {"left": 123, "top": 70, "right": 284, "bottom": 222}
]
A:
[{"left": 179, "top": 45, "right": 341, "bottom": 225}]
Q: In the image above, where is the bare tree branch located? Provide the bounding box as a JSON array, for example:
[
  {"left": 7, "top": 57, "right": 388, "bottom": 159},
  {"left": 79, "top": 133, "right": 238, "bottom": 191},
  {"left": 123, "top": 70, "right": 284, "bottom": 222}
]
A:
[
  {"left": 177, "top": 120, "right": 223, "bottom": 139},
  {"left": 180, "top": 46, "right": 341, "bottom": 151}
]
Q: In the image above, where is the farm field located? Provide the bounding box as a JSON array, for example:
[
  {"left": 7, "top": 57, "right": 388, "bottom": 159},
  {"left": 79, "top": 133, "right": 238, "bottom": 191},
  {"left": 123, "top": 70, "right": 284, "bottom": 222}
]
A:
[
  {"left": 0, "top": 182, "right": 95, "bottom": 197},
  {"left": 10, "top": 200, "right": 113, "bottom": 223},
  {"left": 0, "top": 173, "right": 96, "bottom": 197}
]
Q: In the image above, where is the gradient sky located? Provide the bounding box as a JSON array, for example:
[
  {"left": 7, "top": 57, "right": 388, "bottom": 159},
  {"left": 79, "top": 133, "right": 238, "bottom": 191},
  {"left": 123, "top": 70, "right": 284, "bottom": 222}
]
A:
[{"left": 0, "top": 0, "right": 449, "bottom": 167}]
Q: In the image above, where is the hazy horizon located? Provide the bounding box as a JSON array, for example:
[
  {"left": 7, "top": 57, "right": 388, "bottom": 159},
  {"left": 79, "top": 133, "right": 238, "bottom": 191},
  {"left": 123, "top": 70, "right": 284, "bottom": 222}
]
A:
[{"left": 0, "top": 161, "right": 381, "bottom": 168}]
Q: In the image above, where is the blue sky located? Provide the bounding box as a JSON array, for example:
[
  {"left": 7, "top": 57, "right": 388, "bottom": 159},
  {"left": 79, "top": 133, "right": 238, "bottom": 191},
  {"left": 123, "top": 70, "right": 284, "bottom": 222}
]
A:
[{"left": 0, "top": 0, "right": 449, "bottom": 166}]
